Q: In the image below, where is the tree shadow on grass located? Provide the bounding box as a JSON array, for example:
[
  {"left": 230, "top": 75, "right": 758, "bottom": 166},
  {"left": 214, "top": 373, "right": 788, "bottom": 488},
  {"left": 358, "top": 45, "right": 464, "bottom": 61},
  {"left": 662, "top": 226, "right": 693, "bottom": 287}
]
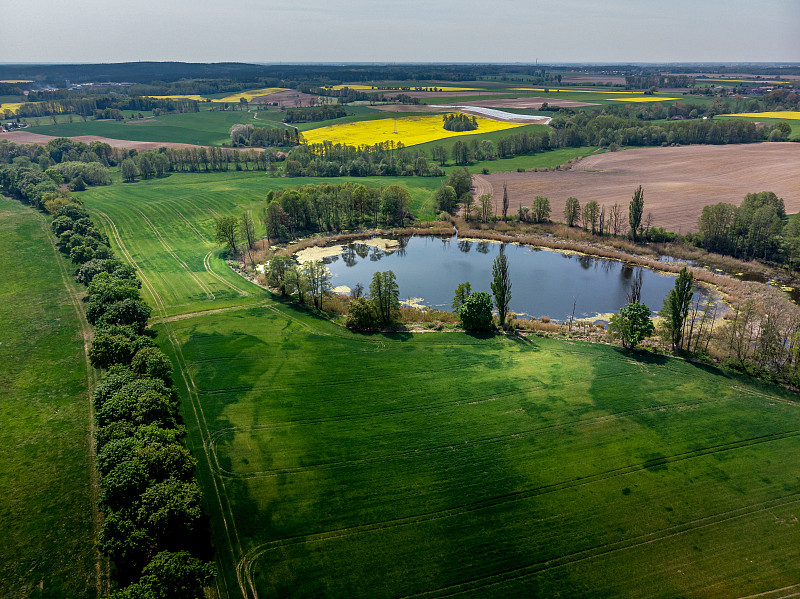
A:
[{"left": 610, "top": 346, "right": 669, "bottom": 366}]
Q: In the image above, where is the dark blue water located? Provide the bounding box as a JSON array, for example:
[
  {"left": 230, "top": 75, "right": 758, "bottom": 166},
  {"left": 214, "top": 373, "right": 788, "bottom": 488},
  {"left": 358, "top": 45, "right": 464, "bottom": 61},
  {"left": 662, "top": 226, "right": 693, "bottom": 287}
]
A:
[{"left": 320, "top": 235, "right": 689, "bottom": 321}]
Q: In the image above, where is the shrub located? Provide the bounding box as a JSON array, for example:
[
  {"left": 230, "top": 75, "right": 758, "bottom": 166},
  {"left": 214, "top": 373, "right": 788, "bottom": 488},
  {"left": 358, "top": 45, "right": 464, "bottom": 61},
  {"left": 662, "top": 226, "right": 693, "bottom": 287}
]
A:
[
  {"left": 345, "top": 297, "right": 377, "bottom": 329},
  {"left": 459, "top": 292, "right": 494, "bottom": 332}
]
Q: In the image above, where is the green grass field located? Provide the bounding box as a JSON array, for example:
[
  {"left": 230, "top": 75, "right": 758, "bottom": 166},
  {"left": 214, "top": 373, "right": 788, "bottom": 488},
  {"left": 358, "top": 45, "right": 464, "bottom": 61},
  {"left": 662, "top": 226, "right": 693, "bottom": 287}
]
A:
[
  {"left": 74, "top": 172, "right": 800, "bottom": 598},
  {"left": 160, "top": 307, "right": 800, "bottom": 598},
  {"left": 26, "top": 107, "right": 288, "bottom": 146},
  {"left": 0, "top": 196, "right": 100, "bottom": 598}
]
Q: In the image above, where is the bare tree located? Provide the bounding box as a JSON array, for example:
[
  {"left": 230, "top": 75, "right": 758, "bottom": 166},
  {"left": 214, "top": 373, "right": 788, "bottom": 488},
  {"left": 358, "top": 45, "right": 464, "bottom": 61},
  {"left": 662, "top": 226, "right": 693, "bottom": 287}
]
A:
[
  {"left": 240, "top": 212, "right": 256, "bottom": 250},
  {"left": 502, "top": 182, "right": 509, "bottom": 222}
]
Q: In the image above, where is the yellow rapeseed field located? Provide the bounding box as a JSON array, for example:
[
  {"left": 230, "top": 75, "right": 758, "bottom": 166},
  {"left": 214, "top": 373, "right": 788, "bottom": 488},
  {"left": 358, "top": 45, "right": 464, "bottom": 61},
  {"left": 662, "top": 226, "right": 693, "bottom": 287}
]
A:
[
  {"left": 213, "top": 88, "right": 289, "bottom": 102},
  {"left": 301, "top": 114, "right": 524, "bottom": 147},
  {"left": 608, "top": 97, "right": 680, "bottom": 103},
  {"left": 0, "top": 80, "right": 32, "bottom": 84},
  {"left": 146, "top": 95, "right": 207, "bottom": 101},
  {"left": 723, "top": 111, "right": 800, "bottom": 120},
  {"left": 145, "top": 88, "right": 288, "bottom": 103},
  {"left": 0, "top": 103, "right": 27, "bottom": 115},
  {"left": 511, "top": 88, "right": 640, "bottom": 94}
]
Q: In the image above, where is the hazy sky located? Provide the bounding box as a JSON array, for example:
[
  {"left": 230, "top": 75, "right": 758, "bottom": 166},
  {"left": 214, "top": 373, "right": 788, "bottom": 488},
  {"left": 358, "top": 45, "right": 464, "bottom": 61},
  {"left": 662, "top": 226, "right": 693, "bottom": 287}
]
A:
[{"left": 3, "top": 0, "right": 799, "bottom": 64}]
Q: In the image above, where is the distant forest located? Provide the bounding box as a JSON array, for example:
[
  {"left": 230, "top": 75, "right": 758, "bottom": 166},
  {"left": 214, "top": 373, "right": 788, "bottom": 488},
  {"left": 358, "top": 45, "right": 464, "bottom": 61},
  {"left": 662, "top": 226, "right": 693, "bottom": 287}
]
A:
[{"left": 2, "top": 62, "right": 798, "bottom": 90}]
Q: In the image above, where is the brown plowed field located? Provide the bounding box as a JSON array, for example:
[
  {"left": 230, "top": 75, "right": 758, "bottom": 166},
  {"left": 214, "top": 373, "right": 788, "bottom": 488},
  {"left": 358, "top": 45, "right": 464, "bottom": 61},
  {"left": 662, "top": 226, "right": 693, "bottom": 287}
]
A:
[{"left": 485, "top": 143, "right": 800, "bottom": 234}]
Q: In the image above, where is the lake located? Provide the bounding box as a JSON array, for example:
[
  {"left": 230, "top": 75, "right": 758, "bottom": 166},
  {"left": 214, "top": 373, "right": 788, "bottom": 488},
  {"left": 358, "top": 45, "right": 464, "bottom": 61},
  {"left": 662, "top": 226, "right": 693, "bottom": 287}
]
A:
[{"left": 299, "top": 235, "right": 701, "bottom": 322}]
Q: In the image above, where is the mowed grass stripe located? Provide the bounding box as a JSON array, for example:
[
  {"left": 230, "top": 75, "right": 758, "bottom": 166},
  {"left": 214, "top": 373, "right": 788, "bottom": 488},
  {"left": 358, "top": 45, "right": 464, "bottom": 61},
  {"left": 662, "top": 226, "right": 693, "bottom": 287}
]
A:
[{"left": 0, "top": 197, "right": 99, "bottom": 598}]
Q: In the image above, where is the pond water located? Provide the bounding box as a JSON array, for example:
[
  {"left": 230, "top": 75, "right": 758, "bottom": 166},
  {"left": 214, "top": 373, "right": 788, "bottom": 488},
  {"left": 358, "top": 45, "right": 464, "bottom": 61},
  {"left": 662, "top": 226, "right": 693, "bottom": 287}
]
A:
[{"left": 308, "top": 235, "right": 707, "bottom": 322}]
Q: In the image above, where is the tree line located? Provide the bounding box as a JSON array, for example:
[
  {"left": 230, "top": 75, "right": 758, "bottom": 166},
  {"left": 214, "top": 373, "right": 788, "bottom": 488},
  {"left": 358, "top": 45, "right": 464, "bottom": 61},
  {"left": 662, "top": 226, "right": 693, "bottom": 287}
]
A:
[
  {"left": 0, "top": 193, "right": 217, "bottom": 597},
  {"left": 228, "top": 123, "right": 302, "bottom": 147},
  {"left": 3, "top": 95, "right": 199, "bottom": 119}
]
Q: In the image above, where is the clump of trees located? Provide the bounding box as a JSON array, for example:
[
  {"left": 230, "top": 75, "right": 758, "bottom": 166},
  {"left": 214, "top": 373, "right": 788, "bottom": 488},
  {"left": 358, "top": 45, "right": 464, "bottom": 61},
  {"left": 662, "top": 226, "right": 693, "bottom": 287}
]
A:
[
  {"left": 265, "top": 256, "right": 332, "bottom": 310},
  {"left": 695, "top": 191, "right": 790, "bottom": 263},
  {"left": 228, "top": 123, "right": 301, "bottom": 147},
  {"left": 442, "top": 113, "right": 478, "bottom": 132},
  {"left": 284, "top": 105, "right": 346, "bottom": 123},
  {"left": 262, "top": 182, "right": 410, "bottom": 240},
  {"left": 344, "top": 270, "right": 400, "bottom": 329}
]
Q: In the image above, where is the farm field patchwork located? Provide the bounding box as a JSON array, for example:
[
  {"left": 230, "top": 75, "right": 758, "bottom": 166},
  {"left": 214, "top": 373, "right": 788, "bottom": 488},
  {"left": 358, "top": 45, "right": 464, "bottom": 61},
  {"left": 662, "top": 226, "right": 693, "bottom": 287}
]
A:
[
  {"left": 0, "top": 196, "right": 98, "bottom": 598},
  {"left": 77, "top": 166, "right": 800, "bottom": 598},
  {"left": 301, "top": 114, "right": 525, "bottom": 147}
]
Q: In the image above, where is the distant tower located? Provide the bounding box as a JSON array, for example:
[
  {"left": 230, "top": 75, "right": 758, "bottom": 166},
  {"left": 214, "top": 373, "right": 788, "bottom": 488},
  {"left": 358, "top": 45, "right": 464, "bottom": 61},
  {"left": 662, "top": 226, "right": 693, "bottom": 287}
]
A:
[
  {"left": 393, "top": 119, "right": 398, "bottom": 134},
  {"left": 65, "top": 79, "right": 70, "bottom": 88}
]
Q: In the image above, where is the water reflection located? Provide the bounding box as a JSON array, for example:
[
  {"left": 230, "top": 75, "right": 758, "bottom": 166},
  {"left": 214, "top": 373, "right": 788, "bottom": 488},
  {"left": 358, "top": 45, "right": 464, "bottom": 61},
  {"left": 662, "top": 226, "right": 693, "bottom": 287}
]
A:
[{"left": 323, "top": 235, "right": 705, "bottom": 321}]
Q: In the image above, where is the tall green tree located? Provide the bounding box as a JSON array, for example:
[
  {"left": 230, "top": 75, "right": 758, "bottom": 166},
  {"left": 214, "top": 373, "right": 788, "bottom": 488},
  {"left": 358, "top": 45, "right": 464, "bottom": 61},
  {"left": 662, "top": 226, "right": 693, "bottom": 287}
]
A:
[
  {"left": 214, "top": 216, "right": 239, "bottom": 254},
  {"left": 380, "top": 185, "right": 410, "bottom": 226},
  {"left": 609, "top": 302, "right": 655, "bottom": 349},
  {"left": 583, "top": 200, "right": 600, "bottom": 234},
  {"left": 660, "top": 266, "right": 694, "bottom": 352},
  {"left": 564, "top": 197, "right": 580, "bottom": 227},
  {"left": 458, "top": 292, "right": 493, "bottom": 332},
  {"left": 447, "top": 168, "right": 472, "bottom": 197},
  {"left": 434, "top": 185, "right": 458, "bottom": 214},
  {"left": 451, "top": 281, "right": 472, "bottom": 312},
  {"left": 531, "top": 196, "right": 551, "bottom": 223},
  {"left": 302, "top": 260, "right": 331, "bottom": 310},
  {"left": 240, "top": 212, "right": 256, "bottom": 250},
  {"left": 629, "top": 185, "right": 644, "bottom": 241},
  {"left": 369, "top": 270, "right": 400, "bottom": 324},
  {"left": 120, "top": 158, "right": 138, "bottom": 183},
  {"left": 491, "top": 251, "right": 512, "bottom": 330}
]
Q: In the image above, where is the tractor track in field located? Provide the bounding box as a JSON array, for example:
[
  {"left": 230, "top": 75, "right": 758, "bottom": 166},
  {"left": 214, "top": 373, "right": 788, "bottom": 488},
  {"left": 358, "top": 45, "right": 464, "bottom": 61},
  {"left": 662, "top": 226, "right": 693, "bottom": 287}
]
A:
[
  {"left": 201, "top": 366, "right": 681, "bottom": 438},
  {"left": 95, "top": 210, "right": 250, "bottom": 599},
  {"left": 395, "top": 493, "right": 800, "bottom": 599},
  {"left": 212, "top": 418, "right": 800, "bottom": 480},
  {"left": 138, "top": 201, "right": 250, "bottom": 297},
  {"left": 239, "top": 492, "right": 800, "bottom": 598},
  {"left": 133, "top": 207, "right": 216, "bottom": 300}
]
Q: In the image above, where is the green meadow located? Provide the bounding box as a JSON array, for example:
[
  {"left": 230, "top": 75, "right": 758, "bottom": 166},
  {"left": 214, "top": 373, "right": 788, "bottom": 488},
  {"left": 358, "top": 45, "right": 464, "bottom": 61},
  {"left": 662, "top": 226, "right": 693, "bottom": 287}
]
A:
[
  {"left": 0, "top": 196, "right": 99, "bottom": 598},
  {"left": 72, "top": 172, "right": 800, "bottom": 598},
  {"left": 27, "top": 107, "right": 288, "bottom": 146}
]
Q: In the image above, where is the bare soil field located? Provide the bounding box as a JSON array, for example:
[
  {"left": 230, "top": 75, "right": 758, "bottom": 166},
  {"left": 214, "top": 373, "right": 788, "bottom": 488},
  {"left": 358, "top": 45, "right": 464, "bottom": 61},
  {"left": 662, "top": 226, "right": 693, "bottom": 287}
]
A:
[
  {"left": 249, "top": 89, "right": 320, "bottom": 108},
  {"left": 484, "top": 143, "right": 800, "bottom": 233}
]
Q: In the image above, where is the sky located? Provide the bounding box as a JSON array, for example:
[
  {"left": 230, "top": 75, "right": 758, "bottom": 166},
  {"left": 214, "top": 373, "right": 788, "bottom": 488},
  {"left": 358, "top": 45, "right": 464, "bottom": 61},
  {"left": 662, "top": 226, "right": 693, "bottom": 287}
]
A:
[{"left": 3, "top": 0, "right": 799, "bottom": 64}]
